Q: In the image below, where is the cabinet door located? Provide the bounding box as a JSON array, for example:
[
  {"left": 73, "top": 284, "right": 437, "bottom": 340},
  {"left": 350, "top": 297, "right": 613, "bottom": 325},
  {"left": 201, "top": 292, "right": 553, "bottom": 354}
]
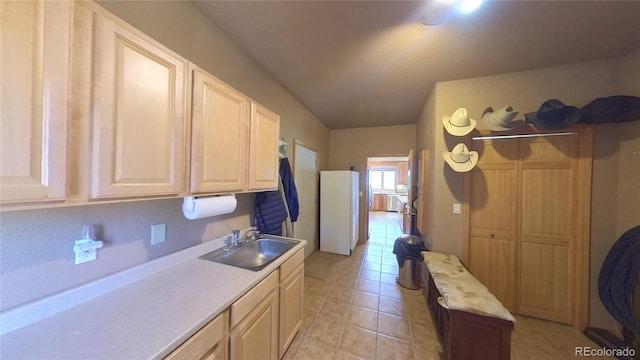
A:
[
  {"left": 166, "top": 311, "right": 228, "bottom": 360},
  {"left": 230, "top": 289, "right": 279, "bottom": 360},
  {"left": 397, "top": 161, "right": 409, "bottom": 185},
  {"left": 90, "top": 14, "right": 186, "bottom": 199},
  {"left": 190, "top": 67, "right": 249, "bottom": 194},
  {"left": 279, "top": 263, "right": 304, "bottom": 358},
  {"left": 248, "top": 103, "right": 280, "bottom": 191},
  {"left": 0, "top": 1, "right": 70, "bottom": 204},
  {"left": 372, "top": 195, "right": 380, "bottom": 211},
  {"left": 204, "top": 345, "right": 226, "bottom": 360},
  {"left": 372, "top": 194, "right": 387, "bottom": 211}
]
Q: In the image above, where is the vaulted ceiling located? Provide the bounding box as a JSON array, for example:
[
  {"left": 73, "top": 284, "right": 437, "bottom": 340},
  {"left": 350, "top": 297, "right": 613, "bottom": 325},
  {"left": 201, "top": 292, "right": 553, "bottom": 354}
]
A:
[{"left": 193, "top": 1, "right": 640, "bottom": 129}]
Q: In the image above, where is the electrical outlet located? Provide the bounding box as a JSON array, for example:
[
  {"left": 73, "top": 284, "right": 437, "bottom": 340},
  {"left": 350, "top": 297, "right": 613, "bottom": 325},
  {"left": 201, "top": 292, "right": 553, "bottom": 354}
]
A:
[
  {"left": 75, "top": 248, "right": 97, "bottom": 265},
  {"left": 73, "top": 238, "right": 103, "bottom": 265},
  {"left": 151, "top": 223, "right": 166, "bottom": 245},
  {"left": 453, "top": 203, "right": 461, "bottom": 214}
]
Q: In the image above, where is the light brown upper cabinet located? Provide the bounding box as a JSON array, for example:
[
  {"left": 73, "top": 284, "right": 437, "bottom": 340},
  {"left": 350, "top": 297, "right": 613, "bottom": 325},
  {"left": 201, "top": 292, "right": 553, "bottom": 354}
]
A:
[
  {"left": 190, "top": 66, "right": 249, "bottom": 194},
  {"left": 2, "top": 1, "right": 280, "bottom": 209},
  {"left": 189, "top": 66, "right": 280, "bottom": 194},
  {"left": 463, "top": 126, "right": 593, "bottom": 329},
  {"left": 0, "top": 1, "right": 71, "bottom": 204},
  {"left": 397, "top": 161, "right": 409, "bottom": 185},
  {"left": 87, "top": 7, "right": 187, "bottom": 199},
  {"left": 248, "top": 103, "right": 280, "bottom": 191}
]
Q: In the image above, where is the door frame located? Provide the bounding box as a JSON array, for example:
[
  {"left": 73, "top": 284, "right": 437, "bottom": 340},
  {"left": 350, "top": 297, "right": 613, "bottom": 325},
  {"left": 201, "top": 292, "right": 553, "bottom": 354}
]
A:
[
  {"left": 365, "top": 152, "right": 412, "bottom": 243},
  {"left": 292, "top": 138, "right": 318, "bottom": 257}
]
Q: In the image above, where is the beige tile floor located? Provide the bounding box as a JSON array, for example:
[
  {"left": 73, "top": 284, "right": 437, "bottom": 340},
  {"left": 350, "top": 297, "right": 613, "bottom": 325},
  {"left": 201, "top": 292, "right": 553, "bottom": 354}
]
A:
[{"left": 285, "top": 211, "right": 610, "bottom": 360}]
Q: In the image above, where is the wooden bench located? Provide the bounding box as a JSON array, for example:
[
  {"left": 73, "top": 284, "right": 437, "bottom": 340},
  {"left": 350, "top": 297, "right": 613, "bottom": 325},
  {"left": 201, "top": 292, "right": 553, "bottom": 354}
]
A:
[{"left": 420, "top": 252, "right": 515, "bottom": 360}]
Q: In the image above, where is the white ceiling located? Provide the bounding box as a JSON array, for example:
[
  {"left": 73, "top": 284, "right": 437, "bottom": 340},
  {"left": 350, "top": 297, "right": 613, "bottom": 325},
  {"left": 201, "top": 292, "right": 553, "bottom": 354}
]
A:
[{"left": 192, "top": 0, "right": 640, "bottom": 130}]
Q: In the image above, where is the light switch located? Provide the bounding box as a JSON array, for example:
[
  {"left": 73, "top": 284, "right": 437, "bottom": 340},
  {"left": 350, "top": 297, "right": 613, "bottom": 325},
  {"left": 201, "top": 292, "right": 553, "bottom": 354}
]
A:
[
  {"left": 453, "top": 203, "right": 461, "bottom": 214},
  {"left": 151, "top": 223, "right": 166, "bottom": 245}
]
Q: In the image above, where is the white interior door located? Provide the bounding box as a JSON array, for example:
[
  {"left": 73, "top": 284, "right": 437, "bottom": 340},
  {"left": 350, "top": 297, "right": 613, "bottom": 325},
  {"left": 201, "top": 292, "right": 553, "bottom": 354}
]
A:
[{"left": 293, "top": 143, "right": 318, "bottom": 258}]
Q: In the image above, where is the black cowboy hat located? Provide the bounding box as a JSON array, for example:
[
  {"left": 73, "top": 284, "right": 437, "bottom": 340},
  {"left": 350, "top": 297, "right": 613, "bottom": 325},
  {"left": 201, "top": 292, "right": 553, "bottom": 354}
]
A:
[
  {"left": 524, "top": 99, "right": 592, "bottom": 131},
  {"left": 579, "top": 95, "right": 640, "bottom": 124}
]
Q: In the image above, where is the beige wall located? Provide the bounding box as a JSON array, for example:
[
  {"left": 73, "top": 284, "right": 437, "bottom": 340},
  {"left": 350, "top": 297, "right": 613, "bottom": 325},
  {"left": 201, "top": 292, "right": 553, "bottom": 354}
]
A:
[
  {"left": 0, "top": 1, "right": 329, "bottom": 311},
  {"left": 415, "top": 90, "right": 437, "bottom": 249},
  {"left": 420, "top": 56, "right": 623, "bottom": 256},
  {"left": 618, "top": 48, "right": 640, "bottom": 234},
  {"left": 329, "top": 125, "right": 416, "bottom": 242},
  {"left": 415, "top": 50, "right": 640, "bottom": 332},
  {"left": 589, "top": 48, "right": 640, "bottom": 332}
]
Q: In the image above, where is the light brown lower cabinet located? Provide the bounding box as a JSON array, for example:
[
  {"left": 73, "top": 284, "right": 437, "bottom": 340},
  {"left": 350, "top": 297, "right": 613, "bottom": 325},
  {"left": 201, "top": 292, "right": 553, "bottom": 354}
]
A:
[
  {"left": 372, "top": 194, "right": 387, "bottom": 211},
  {"left": 279, "top": 251, "right": 304, "bottom": 358},
  {"left": 166, "top": 310, "right": 228, "bottom": 360},
  {"left": 166, "top": 250, "right": 304, "bottom": 360},
  {"left": 229, "top": 271, "right": 280, "bottom": 360}
]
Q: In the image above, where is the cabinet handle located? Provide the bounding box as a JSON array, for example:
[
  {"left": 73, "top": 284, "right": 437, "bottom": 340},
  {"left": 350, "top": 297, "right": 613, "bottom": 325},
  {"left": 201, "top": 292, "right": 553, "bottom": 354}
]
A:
[{"left": 490, "top": 234, "right": 495, "bottom": 238}]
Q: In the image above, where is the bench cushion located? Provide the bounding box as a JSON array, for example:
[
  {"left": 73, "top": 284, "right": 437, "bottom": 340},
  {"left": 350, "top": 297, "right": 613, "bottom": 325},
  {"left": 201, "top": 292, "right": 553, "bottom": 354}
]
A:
[{"left": 423, "top": 251, "right": 516, "bottom": 322}]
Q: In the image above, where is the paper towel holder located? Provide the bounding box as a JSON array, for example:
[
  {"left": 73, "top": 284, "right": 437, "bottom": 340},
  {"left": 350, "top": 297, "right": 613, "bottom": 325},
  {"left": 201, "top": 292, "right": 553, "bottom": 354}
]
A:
[
  {"left": 182, "top": 194, "right": 238, "bottom": 220},
  {"left": 183, "top": 194, "right": 236, "bottom": 212}
]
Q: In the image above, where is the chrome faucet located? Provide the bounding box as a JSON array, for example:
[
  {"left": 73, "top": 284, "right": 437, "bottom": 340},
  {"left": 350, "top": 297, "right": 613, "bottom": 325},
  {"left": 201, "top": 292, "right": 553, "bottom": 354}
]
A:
[
  {"left": 240, "top": 226, "right": 259, "bottom": 242},
  {"left": 232, "top": 229, "right": 241, "bottom": 245},
  {"left": 230, "top": 226, "right": 259, "bottom": 246}
]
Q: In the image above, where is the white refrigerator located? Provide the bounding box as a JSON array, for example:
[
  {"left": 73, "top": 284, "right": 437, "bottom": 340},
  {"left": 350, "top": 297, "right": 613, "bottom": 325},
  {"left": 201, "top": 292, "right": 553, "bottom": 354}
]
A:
[{"left": 320, "top": 171, "right": 359, "bottom": 255}]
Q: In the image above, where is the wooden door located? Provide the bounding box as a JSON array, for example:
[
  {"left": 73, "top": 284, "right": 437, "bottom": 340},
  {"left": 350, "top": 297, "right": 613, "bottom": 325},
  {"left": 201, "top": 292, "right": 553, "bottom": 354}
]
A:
[
  {"left": 279, "top": 263, "right": 304, "bottom": 358},
  {"left": 406, "top": 150, "right": 414, "bottom": 233},
  {"left": 190, "top": 67, "right": 249, "bottom": 194},
  {"left": 416, "top": 150, "right": 429, "bottom": 235},
  {"left": 465, "top": 128, "right": 592, "bottom": 328},
  {"left": 90, "top": 13, "right": 186, "bottom": 199},
  {"left": 517, "top": 136, "right": 578, "bottom": 323},
  {"left": 467, "top": 140, "right": 518, "bottom": 312},
  {"left": 0, "top": 1, "right": 71, "bottom": 204},
  {"left": 248, "top": 103, "right": 280, "bottom": 191},
  {"left": 230, "top": 289, "right": 279, "bottom": 360}
]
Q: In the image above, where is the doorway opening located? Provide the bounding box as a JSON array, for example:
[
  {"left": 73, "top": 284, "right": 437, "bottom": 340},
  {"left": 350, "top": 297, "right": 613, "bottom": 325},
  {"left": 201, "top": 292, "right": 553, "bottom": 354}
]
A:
[{"left": 366, "top": 156, "right": 410, "bottom": 246}]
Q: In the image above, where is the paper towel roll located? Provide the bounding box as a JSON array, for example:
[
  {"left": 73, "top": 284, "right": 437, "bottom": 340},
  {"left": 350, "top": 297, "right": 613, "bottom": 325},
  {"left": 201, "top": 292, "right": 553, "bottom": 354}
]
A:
[{"left": 182, "top": 195, "right": 237, "bottom": 220}]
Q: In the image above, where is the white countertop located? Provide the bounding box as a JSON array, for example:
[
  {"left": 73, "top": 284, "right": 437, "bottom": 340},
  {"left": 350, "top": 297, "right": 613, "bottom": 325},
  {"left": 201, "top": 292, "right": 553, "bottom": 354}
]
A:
[{"left": 0, "top": 235, "right": 306, "bottom": 359}]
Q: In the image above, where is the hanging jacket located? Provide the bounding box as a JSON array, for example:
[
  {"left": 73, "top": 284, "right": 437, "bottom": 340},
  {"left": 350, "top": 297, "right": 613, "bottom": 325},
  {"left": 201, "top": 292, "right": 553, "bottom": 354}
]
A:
[
  {"left": 598, "top": 225, "right": 640, "bottom": 333},
  {"left": 254, "top": 190, "right": 288, "bottom": 236},
  {"left": 279, "top": 158, "right": 300, "bottom": 222}
]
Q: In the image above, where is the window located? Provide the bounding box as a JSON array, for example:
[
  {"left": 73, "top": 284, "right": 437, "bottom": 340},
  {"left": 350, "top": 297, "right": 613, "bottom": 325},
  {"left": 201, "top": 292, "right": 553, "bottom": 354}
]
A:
[{"left": 369, "top": 169, "right": 396, "bottom": 191}]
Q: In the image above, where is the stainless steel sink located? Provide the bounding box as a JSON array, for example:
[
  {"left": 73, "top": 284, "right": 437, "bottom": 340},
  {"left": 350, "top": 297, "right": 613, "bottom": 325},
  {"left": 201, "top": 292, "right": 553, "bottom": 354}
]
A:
[{"left": 200, "top": 237, "right": 299, "bottom": 271}]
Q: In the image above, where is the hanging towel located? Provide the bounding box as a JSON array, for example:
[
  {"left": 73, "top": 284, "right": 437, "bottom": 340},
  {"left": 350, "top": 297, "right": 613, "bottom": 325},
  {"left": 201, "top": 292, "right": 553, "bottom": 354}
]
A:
[
  {"left": 255, "top": 191, "right": 289, "bottom": 236},
  {"left": 279, "top": 158, "right": 300, "bottom": 222}
]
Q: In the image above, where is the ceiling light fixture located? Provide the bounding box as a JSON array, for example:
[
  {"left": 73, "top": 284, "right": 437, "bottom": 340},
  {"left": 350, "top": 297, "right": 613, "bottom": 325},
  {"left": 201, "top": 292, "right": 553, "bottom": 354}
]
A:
[
  {"left": 457, "top": 0, "right": 484, "bottom": 14},
  {"left": 423, "top": 0, "right": 484, "bottom": 25}
]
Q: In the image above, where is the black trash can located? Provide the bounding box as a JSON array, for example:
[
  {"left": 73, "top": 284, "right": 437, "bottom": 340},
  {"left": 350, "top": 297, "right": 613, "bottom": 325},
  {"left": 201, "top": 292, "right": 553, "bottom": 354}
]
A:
[{"left": 392, "top": 235, "right": 426, "bottom": 289}]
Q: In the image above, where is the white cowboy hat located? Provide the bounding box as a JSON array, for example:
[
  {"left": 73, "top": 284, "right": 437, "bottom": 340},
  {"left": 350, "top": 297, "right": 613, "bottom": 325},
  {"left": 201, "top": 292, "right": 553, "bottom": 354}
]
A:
[
  {"left": 481, "top": 106, "right": 519, "bottom": 131},
  {"left": 442, "top": 143, "right": 478, "bottom": 172},
  {"left": 442, "top": 108, "right": 476, "bottom": 136}
]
